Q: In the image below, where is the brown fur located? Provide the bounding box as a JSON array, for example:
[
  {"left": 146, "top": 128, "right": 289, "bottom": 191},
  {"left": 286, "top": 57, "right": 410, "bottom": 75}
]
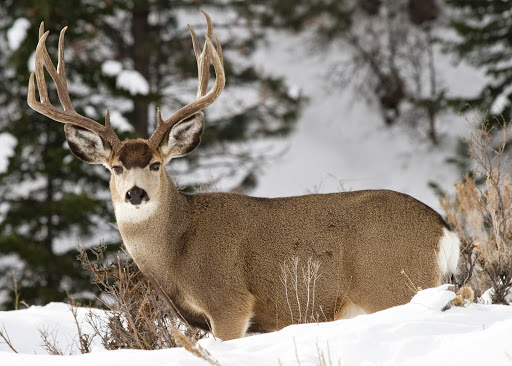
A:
[
  {"left": 40, "top": 105, "right": 463, "bottom": 342},
  {"left": 118, "top": 141, "right": 153, "bottom": 169},
  {"left": 61, "top": 125, "right": 454, "bottom": 340},
  {"left": 108, "top": 143, "right": 449, "bottom": 339}
]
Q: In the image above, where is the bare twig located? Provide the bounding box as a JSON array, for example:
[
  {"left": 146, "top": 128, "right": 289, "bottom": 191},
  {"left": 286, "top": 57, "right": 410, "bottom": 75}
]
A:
[
  {"left": 67, "top": 299, "right": 92, "bottom": 354},
  {"left": 0, "top": 325, "right": 18, "bottom": 353},
  {"left": 39, "top": 327, "right": 64, "bottom": 355},
  {"left": 11, "top": 272, "right": 19, "bottom": 311},
  {"left": 401, "top": 269, "right": 421, "bottom": 294}
]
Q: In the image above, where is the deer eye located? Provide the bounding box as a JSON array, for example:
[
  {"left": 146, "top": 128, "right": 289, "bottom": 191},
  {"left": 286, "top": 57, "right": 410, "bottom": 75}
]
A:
[
  {"left": 112, "top": 166, "right": 123, "bottom": 175},
  {"left": 150, "top": 162, "right": 161, "bottom": 171}
]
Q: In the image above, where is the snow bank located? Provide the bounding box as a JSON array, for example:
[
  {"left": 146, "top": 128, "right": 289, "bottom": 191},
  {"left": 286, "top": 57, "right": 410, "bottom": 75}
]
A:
[
  {"left": 0, "top": 303, "right": 104, "bottom": 355},
  {"left": 1, "top": 287, "right": 511, "bottom": 365}
]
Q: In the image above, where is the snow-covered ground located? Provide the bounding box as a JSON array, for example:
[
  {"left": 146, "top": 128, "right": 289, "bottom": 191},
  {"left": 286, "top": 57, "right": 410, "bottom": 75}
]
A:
[{"left": 1, "top": 286, "right": 511, "bottom": 365}]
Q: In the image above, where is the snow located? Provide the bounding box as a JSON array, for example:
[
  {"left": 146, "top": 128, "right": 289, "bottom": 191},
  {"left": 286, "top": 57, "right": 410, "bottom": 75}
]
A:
[
  {"left": 287, "top": 84, "right": 301, "bottom": 100},
  {"left": 116, "top": 70, "right": 150, "bottom": 96},
  {"left": 101, "top": 60, "right": 123, "bottom": 77},
  {"left": 0, "top": 133, "right": 17, "bottom": 174},
  {"left": 7, "top": 18, "right": 30, "bottom": 51},
  {"left": 108, "top": 109, "right": 134, "bottom": 132},
  {"left": 83, "top": 105, "right": 98, "bottom": 119},
  {"left": 1, "top": 286, "right": 511, "bottom": 365},
  {"left": 0, "top": 303, "right": 102, "bottom": 355},
  {"left": 491, "top": 83, "right": 512, "bottom": 115},
  {"left": 101, "top": 60, "right": 150, "bottom": 96},
  {"left": 27, "top": 51, "right": 35, "bottom": 73}
]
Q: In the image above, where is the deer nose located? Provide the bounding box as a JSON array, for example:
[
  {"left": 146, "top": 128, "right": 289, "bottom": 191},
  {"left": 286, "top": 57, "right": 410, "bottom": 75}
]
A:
[{"left": 125, "top": 186, "right": 148, "bottom": 205}]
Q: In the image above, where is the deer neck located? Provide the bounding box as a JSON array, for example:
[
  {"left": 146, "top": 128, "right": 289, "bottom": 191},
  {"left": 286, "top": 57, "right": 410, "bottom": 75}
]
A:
[{"left": 114, "top": 172, "right": 191, "bottom": 268}]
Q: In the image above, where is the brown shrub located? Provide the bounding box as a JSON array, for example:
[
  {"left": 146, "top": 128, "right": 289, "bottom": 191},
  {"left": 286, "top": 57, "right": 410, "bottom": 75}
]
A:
[
  {"left": 440, "top": 119, "right": 512, "bottom": 304},
  {"left": 76, "top": 243, "right": 211, "bottom": 352}
]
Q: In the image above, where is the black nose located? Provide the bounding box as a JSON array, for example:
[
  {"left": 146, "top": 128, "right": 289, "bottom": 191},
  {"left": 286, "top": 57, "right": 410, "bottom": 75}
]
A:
[{"left": 125, "top": 186, "right": 148, "bottom": 205}]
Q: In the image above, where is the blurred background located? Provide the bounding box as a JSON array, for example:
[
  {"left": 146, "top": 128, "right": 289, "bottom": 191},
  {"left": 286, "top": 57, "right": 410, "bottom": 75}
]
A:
[{"left": 0, "top": 0, "right": 510, "bottom": 309}]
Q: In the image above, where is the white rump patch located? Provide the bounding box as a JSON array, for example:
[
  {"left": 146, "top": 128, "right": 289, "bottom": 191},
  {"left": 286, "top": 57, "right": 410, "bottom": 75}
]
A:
[
  {"left": 437, "top": 228, "right": 460, "bottom": 276},
  {"left": 114, "top": 201, "right": 158, "bottom": 223}
]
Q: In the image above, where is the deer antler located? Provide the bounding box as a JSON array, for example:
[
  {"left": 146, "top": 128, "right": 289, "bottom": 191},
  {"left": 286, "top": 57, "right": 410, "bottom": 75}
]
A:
[
  {"left": 27, "top": 22, "right": 122, "bottom": 151},
  {"left": 148, "top": 11, "right": 225, "bottom": 150}
]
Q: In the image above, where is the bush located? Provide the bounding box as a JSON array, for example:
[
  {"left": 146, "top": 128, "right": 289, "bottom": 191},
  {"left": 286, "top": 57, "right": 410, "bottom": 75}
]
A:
[
  {"left": 76, "top": 243, "right": 217, "bottom": 359},
  {"left": 440, "top": 119, "right": 512, "bottom": 304}
]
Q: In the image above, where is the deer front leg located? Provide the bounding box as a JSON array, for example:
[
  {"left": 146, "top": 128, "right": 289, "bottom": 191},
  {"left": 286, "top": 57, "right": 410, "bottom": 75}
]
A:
[{"left": 209, "top": 296, "right": 255, "bottom": 340}]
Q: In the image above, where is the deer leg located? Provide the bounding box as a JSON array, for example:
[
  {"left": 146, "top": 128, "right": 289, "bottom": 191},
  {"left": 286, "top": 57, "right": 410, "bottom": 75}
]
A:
[{"left": 209, "top": 295, "right": 255, "bottom": 340}]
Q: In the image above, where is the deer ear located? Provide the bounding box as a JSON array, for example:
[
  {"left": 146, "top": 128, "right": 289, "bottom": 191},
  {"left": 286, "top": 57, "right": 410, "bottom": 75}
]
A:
[
  {"left": 160, "top": 112, "right": 204, "bottom": 162},
  {"left": 64, "top": 124, "right": 112, "bottom": 164}
]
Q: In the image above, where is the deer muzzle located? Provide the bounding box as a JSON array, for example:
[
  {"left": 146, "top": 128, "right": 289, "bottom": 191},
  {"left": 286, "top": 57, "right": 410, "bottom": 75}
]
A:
[{"left": 126, "top": 186, "right": 149, "bottom": 206}]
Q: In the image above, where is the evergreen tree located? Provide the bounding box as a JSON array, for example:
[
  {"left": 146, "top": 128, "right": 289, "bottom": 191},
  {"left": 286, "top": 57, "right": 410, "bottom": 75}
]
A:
[
  {"left": 0, "top": 1, "right": 301, "bottom": 309},
  {"left": 446, "top": 0, "right": 512, "bottom": 122},
  {"left": 0, "top": 0, "right": 121, "bottom": 309}
]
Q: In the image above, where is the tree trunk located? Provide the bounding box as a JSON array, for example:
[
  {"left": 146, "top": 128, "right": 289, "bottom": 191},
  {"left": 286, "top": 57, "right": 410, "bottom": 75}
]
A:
[
  {"left": 426, "top": 27, "right": 438, "bottom": 145},
  {"left": 44, "top": 129, "right": 60, "bottom": 296},
  {"left": 131, "top": 3, "right": 150, "bottom": 138}
]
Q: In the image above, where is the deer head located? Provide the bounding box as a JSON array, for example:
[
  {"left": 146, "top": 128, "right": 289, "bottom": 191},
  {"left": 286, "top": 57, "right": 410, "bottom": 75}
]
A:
[{"left": 27, "top": 12, "right": 224, "bottom": 220}]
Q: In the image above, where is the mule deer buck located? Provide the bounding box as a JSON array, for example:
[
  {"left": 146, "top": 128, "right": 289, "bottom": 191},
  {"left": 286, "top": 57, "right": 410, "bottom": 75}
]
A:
[{"left": 27, "top": 12, "right": 460, "bottom": 340}]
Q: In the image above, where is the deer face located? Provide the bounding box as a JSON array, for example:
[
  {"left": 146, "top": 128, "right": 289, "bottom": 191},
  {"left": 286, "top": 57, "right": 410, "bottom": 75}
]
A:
[
  {"left": 110, "top": 140, "right": 161, "bottom": 207},
  {"left": 63, "top": 112, "right": 205, "bottom": 222},
  {"left": 108, "top": 140, "right": 166, "bottom": 222}
]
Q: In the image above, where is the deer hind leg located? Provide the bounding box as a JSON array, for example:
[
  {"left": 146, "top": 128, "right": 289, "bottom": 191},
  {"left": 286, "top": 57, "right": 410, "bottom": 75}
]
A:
[{"left": 209, "top": 295, "right": 255, "bottom": 341}]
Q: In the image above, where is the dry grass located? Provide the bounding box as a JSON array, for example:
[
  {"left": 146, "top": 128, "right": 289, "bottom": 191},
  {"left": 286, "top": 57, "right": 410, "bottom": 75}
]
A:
[
  {"left": 451, "top": 286, "right": 475, "bottom": 307},
  {"left": 440, "top": 118, "right": 512, "bottom": 304},
  {"left": 280, "top": 256, "right": 326, "bottom": 324}
]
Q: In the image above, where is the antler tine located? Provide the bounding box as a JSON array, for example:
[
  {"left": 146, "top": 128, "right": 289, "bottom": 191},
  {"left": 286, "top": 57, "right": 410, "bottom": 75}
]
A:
[
  {"left": 214, "top": 34, "right": 223, "bottom": 66},
  {"left": 27, "top": 23, "right": 122, "bottom": 151},
  {"left": 188, "top": 10, "right": 215, "bottom": 99},
  {"left": 188, "top": 24, "right": 210, "bottom": 98},
  {"left": 39, "top": 22, "right": 44, "bottom": 39},
  {"left": 56, "top": 27, "right": 74, "bottom": 112},
  {"left": 34, "top": 29, "right": 50, "bottom": 104},
  {"left": 149, "top": 12, "right": 225, "bottom": 150},
  {"left": 188, "top": 25, "right": 201, "bottom": 61},
  {"left": 200, "top": 10, "right": 213, "bottom": 97}
]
